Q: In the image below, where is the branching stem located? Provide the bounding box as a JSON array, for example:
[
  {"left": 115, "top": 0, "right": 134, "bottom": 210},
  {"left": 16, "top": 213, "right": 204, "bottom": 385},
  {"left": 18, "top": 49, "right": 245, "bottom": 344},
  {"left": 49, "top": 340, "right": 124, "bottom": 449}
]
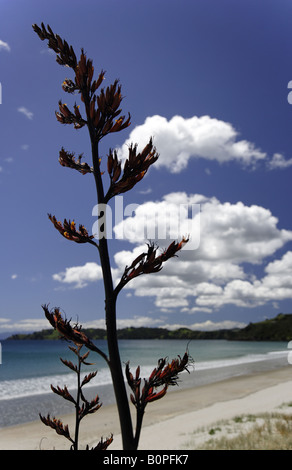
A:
[{"left": 83, "top": 93, "right": 135, "bottom": 450}]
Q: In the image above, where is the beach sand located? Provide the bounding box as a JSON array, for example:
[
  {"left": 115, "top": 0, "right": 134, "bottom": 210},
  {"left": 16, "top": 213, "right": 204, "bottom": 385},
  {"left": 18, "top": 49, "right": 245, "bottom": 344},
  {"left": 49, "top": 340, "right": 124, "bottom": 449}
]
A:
[{"left": 1, "top": 366, "right": 292, "bottom": 450}]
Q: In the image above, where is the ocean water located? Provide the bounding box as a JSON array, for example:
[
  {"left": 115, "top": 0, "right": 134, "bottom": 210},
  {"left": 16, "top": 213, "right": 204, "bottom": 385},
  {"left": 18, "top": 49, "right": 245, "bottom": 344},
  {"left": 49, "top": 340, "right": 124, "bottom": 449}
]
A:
[{"left": 0, "top": 338, "right": 289, "bottom": 427}]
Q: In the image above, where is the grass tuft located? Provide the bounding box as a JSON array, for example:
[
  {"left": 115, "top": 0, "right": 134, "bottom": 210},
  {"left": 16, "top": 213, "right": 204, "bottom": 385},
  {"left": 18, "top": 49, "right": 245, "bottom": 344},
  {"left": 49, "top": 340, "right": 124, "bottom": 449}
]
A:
[{"left": 183, "top": 408, "right": 292, "bottom": 450}]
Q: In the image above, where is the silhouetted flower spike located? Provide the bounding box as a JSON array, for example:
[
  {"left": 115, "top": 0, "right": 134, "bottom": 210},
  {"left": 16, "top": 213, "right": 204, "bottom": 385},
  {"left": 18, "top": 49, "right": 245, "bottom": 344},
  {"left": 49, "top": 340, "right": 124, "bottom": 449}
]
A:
[
  {"left": 75, "top": 49, "right": 96, "bottom": 94},
  {"left": 41, "top": 305, "right": 108, "bottom": 361},
  {"left": 81, "top": 371, "right": 98, "bottom": 387},
  {"left": 149, "top": 352, "right": 191, "bottom": 388},
  {"left": 89, "top": 80, "right": 131, "bottom": 141},
  {"left": 160, "top": 237, "right": 189, "bottom": 262},
  {"left": 105, "top": 138, "right": 158, "bottom": 202},
  {"left": 144, "top": 385, "right": 168, "bottom": 403},
  {"left": 59, "top": 148, "right": 93, "bottom": 175},
  {"left": 86, "top": 434, "right": 113, "bottom": 450},
  {"left": 79, "top": 393, "right": 102, "bottom": 419},
  {"left": 48, "top": 214, "right": 96, "bottom": 245},
  {"left": 91, "top": 70, "right": 106, "bottom": 95},
  {"left": 56, "top": 100, "right": 87, "bottom": 129},
  {"left": 32, "top": 23, "right": 77, "bottom": 69},
  {"left": 39, "top": 414, "right": 73, "bottom": 443},
  {"left": 60, "top": 357, "right": 78, "bottom": 372},
  {"left": 126, "top": 352, "right": 192, "bottom": 412},
  {"left": 51, "top": 384, "right": 76, "bottom": 404},
  {"left": 115, "top": 238, "right": 188, "bottom": 295},
  {"left": 62, "top": 78, "right": 78, "bottom": 94},
  {"left": 35, "top": 22, "right": 189, "bottom": 450}
]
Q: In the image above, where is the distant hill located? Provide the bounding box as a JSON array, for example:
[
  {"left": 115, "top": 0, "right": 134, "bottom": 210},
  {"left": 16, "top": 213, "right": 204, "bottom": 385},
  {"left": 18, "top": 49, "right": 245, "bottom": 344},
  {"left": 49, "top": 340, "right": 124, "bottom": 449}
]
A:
[
  {"left": 227, "top": 313, "right": 292, "bottom": 342},
  {"left": 6, "top": 313, "right": 292, "bottom": 342}
]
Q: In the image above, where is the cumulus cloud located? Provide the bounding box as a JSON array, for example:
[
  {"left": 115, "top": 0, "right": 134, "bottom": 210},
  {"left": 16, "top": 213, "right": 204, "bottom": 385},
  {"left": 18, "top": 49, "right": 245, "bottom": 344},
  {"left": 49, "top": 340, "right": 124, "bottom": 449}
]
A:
[
  {"left": 117, "top": 115, "right": 266, "bottom": 173},
  {"left": 0, "top": 318, "right": 49, "bottom": 334},
  {"left": 114, "top": 192, "right": 200, "bottom": 249},
  {"left": 0, "top": 40, "right": 10, "bottom": 52},
  {"left": 164, "top": 320, "right": 247, "bottom": 331},
  {"left": 112, "top": 192, "right": 292, "bottom": 310},
  {"left": 84, "top": 317, "right": 246, "bottom": 332},
  {"left": 114, "top": 192, "right": 291, "bottom": 262},
  {"left": 52, "top": 192, "right": 292, "bottom": 312},
  {"left": 18, "top": 107, "right": 33, "bottom": 120},
  {"left": 52, "top": 262, "right": 103, "bottom": 288},
  {"left": 52, "top": 262, "right": 120, "bottom": 289},
  {"left": 194, "top": 251, "right": 292, "bottom": 309},
  {"left": 268, "top": 153, "right": 292, "bottom": 170},
  {"left": 117, "top": 316, "right": 164, "bottom": 329}
]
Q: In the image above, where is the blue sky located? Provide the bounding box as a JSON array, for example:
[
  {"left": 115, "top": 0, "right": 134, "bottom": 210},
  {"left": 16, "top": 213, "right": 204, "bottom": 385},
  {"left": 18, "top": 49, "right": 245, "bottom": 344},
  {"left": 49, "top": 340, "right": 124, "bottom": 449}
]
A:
[{"left": 1, "top": 0, "right": 292, "bottom": 337}]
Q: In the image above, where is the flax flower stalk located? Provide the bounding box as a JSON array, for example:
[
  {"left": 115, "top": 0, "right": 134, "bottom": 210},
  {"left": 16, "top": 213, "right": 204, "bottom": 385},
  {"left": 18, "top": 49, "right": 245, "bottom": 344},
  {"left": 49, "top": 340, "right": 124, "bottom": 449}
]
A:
[
  {"left": 39, "top": 339, "right": 112, "bottom": 450},
  {"left": 33, "top": 22, "right": 190, "bottom": 450},
  {"left": 126, "top": 352, "right": 192, "bottom": 447}
]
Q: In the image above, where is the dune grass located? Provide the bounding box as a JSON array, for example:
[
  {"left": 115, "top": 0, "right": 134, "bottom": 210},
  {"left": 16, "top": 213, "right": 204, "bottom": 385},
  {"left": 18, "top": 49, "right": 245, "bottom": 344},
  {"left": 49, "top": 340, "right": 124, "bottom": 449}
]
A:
[{"left": 184, "top": 403, "right": 292, "bottom": 450}]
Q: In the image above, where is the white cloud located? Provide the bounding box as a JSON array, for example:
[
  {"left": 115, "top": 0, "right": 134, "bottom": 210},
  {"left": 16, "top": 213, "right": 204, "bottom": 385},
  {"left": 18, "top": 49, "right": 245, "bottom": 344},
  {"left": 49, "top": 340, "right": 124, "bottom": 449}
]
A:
[
  {"left": 268, "top": 153, "right": 292, "bottom": 169},
  {"left": 0, "top": 40, "right": 10, "bottom": 52},
  {"left": 113, "top": 192, "right": 200, "bottom": 250},
  {"left": 114, "top": 192, "right": 291, "bottom": 263},
  {"left": 175, "top": 320, "right": 246, "bottom": 331},
  {"left": 196, "top": 196, "right": 291, "bottom": 263},
  {"left": 11, "top": 274, "right": 17, "bottom": 280},
  {"left": 80, "top": 316, "right": 246, "bottom": 331},
  {"left": 194, "top": 251, "right": 292, "bottom": 309},
  {"left": 117, "top": 115, "right": 266, "bottom": 173},
  {"left": 117, "top": 316, "right": 163, "bottom": 329},
  {"left": 52, "top": 192, "right": 292, "bottom": 312},
  {"left": 52, "top": 261, "right": 121, "bottom": 289},
  {"left": 0, "top": 318, "right": 49, "bottom": 333},
  {"left": 139, "top": 188, "right": 153, "bottom": 195},
  {"left": 52, "top": 262, "right": 103, "bottom": 288},
  {"left": 40, "top": 48, "right": 55, "bottom": 56},
  {"left": 18, "top": 107, "right": 33, "bottom": 120},
  {"left": 77, "top": 316, "right": 165, "bottom": 332},
  {"left": 112, "top": 192, "right": 292, "bottom": 310}
]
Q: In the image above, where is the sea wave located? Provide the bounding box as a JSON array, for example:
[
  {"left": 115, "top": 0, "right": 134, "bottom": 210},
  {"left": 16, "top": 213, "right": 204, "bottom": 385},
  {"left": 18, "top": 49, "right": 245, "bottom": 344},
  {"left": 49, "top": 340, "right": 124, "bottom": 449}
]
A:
[
  {"left": 0, "top": 349, "right": 288, "bottom": 401},
  {"left": 194, "top": 349, "right": 288, "bottom": 371},
  {"left": 0, "top": 367, "right": 112, "bottom": 401}
]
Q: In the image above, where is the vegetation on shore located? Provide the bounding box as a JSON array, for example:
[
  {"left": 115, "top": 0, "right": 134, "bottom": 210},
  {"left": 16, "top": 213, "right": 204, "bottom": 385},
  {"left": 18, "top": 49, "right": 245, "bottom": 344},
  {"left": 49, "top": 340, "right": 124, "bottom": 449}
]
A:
[
  {"left": 7, "top": 313, "right": 292, "bottom": 342},
  {"left": 184, "top": 405, "right": 292, "bottom": 450}
]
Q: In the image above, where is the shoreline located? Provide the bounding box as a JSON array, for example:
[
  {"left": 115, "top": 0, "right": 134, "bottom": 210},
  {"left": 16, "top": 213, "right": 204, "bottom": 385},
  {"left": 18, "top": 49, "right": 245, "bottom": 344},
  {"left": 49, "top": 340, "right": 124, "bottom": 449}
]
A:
[
  {"left": 0, "top": 365, "right": 291, "bottom": 450},
  {"left": 0, "top": 354, "right": 287, "bottom": 429}
]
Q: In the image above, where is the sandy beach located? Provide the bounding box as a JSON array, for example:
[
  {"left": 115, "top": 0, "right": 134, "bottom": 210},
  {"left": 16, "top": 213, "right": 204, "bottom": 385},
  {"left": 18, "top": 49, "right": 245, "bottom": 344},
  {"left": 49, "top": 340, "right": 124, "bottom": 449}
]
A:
[{"left": 0, "top": 366, "right": 292, "bottom": 450}]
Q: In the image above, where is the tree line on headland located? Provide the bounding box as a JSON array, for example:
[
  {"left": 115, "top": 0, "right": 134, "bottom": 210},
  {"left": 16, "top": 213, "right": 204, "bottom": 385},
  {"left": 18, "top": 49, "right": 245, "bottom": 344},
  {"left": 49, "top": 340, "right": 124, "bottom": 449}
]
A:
[{"left": 7, "top": 313, "right": 292, "bottom": 342}]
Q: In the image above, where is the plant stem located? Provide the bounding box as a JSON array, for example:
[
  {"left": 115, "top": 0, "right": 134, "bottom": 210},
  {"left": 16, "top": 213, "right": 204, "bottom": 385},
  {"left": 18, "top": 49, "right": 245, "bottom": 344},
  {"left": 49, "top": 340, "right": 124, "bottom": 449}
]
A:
[
  {"left": 85, "top": 110, "right": 135, "bottom": 449},
  {"left": 134, "top": 408, "right": 145, "bottom": 450},
  {"left": 106, "top": 295, "right": 135, "bottom": 449},
  {"left": 74, "top": 349, "right": 82, "bottom": 450}
]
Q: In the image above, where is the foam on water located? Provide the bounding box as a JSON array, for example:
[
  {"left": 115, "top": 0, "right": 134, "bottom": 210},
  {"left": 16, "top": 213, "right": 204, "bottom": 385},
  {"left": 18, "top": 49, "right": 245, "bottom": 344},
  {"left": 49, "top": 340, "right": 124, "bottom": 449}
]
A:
[
  {"left": 195, "top": 349, "right": 288, "bottom": 371},
  {"left": 0, "top": 349, "right": 287, "bottom": 401}
]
